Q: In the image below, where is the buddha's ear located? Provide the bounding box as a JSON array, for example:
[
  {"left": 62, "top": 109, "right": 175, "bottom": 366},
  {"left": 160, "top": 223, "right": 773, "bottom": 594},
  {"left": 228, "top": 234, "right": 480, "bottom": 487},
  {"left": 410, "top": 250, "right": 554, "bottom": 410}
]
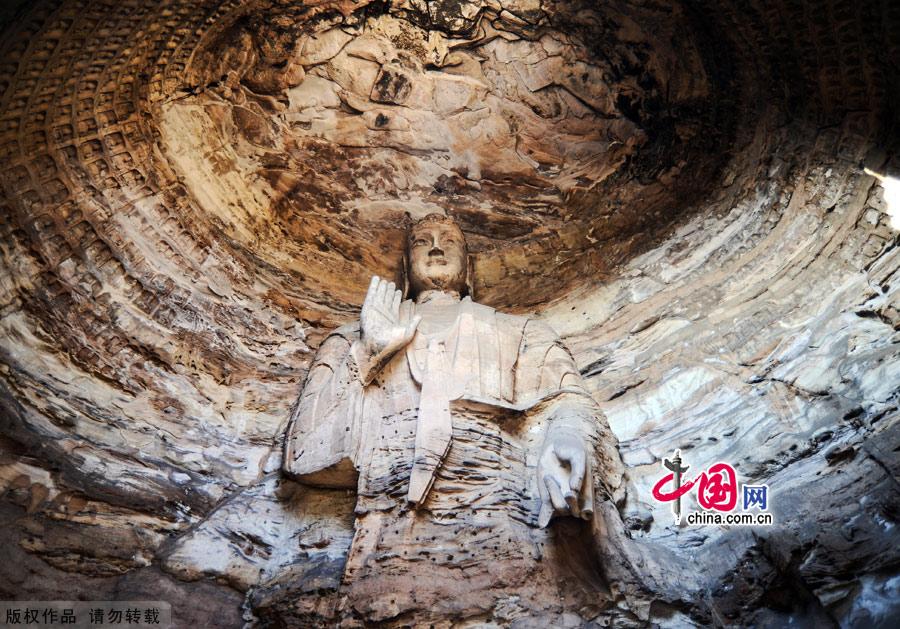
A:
[
  {"left": 465, "top": 253, "right": 475, "bottom": 300},
  {"left": 397, "top": 250, "right": 410, "bottom": 300}
]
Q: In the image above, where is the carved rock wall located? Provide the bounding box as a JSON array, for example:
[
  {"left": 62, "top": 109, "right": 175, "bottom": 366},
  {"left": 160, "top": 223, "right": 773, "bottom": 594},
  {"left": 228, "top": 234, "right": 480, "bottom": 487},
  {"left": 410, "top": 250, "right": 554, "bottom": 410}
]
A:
[{"left": 0, "top": 0, "right": 897, "bottom": 627}]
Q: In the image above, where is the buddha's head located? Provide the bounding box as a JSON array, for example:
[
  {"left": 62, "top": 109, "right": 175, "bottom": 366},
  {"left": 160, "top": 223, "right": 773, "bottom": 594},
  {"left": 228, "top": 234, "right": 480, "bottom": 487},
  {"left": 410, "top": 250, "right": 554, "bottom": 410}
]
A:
[{"left": 405, "top": 213, "right": 469, "bottom": 300}]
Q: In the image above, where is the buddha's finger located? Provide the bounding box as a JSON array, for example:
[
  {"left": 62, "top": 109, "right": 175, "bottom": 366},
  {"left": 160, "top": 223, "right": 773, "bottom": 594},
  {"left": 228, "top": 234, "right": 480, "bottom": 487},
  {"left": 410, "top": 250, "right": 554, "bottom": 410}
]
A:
[
  {"left": 544, "top": 475, "right": 567, "bottom": 512},
  {"left": 362, "top": 275, "right": 379, "bottom": 313},
  {"left": 564, "top": 488, "right": 580, "bottom": 517},
  {"left": 568, "top": 457, "right": 585, "bottom": 493},
  {"left": 537, "top": 501, "right": 554, "bottom": 528},
  {"left": 580, "top": 463, "right": 595, "bottom": 520}
]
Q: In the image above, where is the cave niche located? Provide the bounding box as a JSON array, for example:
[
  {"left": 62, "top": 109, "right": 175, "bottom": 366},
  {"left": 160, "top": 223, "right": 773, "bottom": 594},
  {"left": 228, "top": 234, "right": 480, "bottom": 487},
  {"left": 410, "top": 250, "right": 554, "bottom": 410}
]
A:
[{"left": 0, "top": 0, "right": 898, "bottom": 627}]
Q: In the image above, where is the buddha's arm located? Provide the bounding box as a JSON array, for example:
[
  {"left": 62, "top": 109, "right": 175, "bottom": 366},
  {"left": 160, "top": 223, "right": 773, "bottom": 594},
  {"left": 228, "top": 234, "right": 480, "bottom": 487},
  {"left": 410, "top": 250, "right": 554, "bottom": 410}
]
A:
[
  {"left": 283, "top": 277, "right": 419, "bottom": 488},
  {"left": 517, "top": 319, "right": 625, "bottom": 524},
  {"left": 283, "top": 326, "right": 364, "bottom": 489},
  {"left": 516, "top": 318, "right": 596, "bottom": 433},
  {"left": 542, "top": 386, "right": 625, "bottom": 508}
]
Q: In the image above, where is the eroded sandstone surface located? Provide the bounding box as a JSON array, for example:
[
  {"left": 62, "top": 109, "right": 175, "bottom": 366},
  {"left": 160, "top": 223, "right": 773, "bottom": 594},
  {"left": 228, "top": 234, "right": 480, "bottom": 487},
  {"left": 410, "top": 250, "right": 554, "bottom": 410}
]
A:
[{"left": 0, "top": 0, "right": 898, "bottom": 627}]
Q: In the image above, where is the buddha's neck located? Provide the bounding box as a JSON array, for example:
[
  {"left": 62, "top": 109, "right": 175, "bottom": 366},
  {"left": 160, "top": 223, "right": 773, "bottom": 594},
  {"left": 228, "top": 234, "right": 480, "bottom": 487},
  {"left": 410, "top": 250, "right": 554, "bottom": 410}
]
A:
[
  {"left": 415, "top": 290, "right": 463, "bottom": 334},
  {"left": 415, "top": 290, "right": 461, "bottom": 305}
]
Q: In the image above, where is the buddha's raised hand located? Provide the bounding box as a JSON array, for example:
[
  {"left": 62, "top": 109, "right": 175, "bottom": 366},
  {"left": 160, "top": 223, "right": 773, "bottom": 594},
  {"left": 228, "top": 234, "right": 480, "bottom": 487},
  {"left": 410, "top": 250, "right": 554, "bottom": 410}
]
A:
[{"left": 352, "top": 275, "right": 420, "bottom": 383}]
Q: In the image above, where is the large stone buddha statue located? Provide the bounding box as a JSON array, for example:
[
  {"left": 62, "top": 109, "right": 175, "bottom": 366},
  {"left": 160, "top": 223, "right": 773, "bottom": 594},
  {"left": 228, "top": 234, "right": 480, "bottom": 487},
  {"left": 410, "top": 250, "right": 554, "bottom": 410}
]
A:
[{"left": 283, "top": 213, "right": 625, "bottom": 625}]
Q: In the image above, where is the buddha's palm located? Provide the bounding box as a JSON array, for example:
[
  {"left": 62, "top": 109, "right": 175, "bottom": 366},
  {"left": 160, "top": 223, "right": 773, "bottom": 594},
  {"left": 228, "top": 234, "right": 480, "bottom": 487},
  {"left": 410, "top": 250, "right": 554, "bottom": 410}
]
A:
[{"left": 360, "top": 275, "right": 420, "bottom": 361}]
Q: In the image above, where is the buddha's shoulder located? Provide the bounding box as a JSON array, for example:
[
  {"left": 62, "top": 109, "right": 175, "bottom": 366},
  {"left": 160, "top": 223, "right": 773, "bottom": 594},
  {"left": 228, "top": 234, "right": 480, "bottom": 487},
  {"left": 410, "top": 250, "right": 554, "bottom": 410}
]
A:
[
  {"left": 320, "top": 320, "right": 360, "bottom": 346},
  {"left": 466, "top": 298, "right": 541, "bottom": 329}
]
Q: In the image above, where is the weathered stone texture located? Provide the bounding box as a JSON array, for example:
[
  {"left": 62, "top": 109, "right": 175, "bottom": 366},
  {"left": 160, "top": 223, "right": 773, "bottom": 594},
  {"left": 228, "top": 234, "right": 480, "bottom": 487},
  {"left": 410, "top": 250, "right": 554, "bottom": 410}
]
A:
[{"left": 0, "top": 0, "right": 898, "bottom": 627}]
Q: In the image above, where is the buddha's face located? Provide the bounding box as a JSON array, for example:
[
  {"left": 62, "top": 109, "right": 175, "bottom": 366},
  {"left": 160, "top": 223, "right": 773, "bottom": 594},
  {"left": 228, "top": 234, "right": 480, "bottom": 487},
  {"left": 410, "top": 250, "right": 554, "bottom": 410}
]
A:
[{"left": 407, "top": 221, "right": 467, "bottom": 298}]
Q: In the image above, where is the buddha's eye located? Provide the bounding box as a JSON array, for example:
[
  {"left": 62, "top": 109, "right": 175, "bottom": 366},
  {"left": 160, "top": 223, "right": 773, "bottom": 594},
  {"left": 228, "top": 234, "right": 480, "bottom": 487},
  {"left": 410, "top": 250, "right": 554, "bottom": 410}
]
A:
[{"left": 413, "top": 239, "right": 429, "bottom": 247}]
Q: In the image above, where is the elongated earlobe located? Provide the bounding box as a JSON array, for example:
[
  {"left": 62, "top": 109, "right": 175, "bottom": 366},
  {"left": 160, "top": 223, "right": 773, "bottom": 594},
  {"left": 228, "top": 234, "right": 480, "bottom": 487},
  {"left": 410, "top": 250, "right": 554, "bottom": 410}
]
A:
[
  {"left": 397, "top": 251, "right": 410, "bottom": 300},
  {"left": 465, "top": 254, "right": 475, "bottom": 300}
]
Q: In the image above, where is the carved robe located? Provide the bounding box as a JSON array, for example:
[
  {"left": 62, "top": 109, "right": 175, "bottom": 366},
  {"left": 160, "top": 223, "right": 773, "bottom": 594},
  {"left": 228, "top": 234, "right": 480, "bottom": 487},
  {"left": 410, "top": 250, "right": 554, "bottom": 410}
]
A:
[{"left": 283, "top": 296, "right": 623, "bottom": 623}]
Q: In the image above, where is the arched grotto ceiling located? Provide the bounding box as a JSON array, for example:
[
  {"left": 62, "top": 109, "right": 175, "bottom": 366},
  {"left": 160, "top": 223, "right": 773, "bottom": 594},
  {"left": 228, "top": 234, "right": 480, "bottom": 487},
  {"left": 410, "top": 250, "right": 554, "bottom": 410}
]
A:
[
  {"left": 0, "top": 0, "right": 898, "bottom": 625},
  {"left": 0, "top": 0, "right": 736, "bottom": 506},
  {"left": 160, "top": 0, "right": 731, "bottom": 312}
]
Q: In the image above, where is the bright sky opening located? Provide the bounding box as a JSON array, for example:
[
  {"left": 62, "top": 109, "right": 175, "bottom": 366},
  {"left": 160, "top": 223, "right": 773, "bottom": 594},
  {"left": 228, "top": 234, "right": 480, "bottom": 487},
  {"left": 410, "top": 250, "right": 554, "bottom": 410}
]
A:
[{"left": 864, "top": 167, "right": 900, "bottom": 230}]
